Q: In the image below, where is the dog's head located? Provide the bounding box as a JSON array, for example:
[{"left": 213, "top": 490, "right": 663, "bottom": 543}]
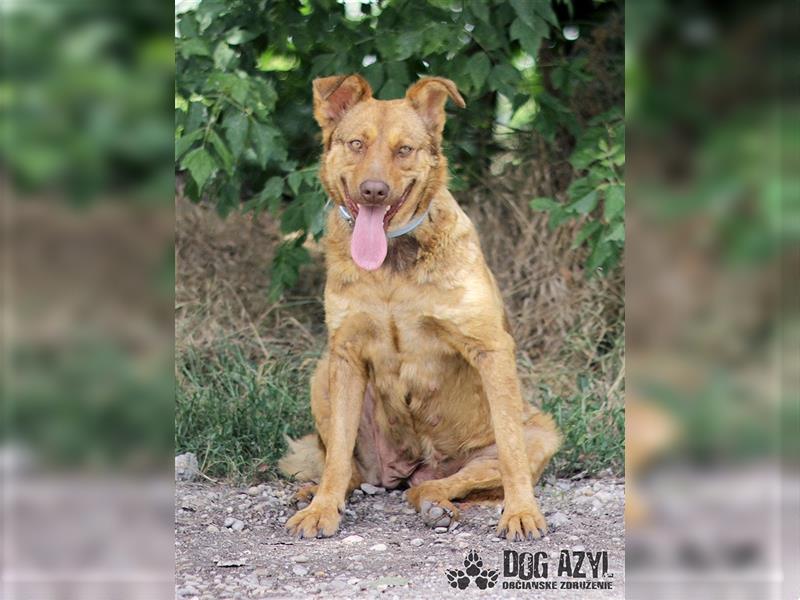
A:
[{"left": 312, "top": 74, "right": 465, "bottom": 271}]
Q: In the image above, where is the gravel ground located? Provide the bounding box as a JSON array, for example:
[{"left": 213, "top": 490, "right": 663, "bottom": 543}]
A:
[{"left": 175, "top": 477, "right": 625, "bottom": 599}]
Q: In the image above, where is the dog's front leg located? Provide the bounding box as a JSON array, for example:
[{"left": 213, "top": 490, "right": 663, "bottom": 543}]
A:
[
  {"left": 286, "top": 344, "right": 366, "bottom": 538},
  {"left": 473, "top": 341, "right": 548, "bottom": 541}
]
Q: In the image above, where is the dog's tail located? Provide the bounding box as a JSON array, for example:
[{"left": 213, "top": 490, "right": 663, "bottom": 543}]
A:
[{"left": 278, "top": 433, "right": 325, "bottom": 481}]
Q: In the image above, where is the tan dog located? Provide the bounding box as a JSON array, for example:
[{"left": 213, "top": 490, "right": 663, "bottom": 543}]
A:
[{"left": 279, "top": 74, "right": 561, "bottom": 541}]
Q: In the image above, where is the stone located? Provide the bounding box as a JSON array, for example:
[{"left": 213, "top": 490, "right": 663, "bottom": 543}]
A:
[
  {"left": 548, "top": 511, "right": 570, "bottom": 528},
  {"left": 175, "top": 453, "right": 201, "bottom": 482},
  {"left": 342, "top": 535, "right": 364, "bottom": 544},
  {"left": 360, "top": 483, "right": 385, "bottom": 495}
]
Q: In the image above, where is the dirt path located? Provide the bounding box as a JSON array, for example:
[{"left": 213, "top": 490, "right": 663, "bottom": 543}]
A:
[{"left": 175, "top": 477, "right": 625, "bottom": 599}]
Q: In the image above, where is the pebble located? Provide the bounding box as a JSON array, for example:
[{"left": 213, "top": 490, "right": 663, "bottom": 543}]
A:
[
  {"left": 370, "top": 543, "right": 387, "bottom": 552},
  {"left": 223, "top": 517, "right": 234, "bottom": 528},
  {"left": 573, "top": 545, "right": 586, "bottom": 552},
  {"left": 292, "top": 554, "right": 309, "bottom": 563},
  {"left": 207, "top": 524, "right": 219, "bottom": 533},
  {"left": 292, "top": 565, "right": 309, "bottom": 576},
  {"left": 246, "top": 486, "right": 261, "bottom": 497},
  {"left": 360, "top": 483, "right": 385, "bottom": 495},
  {"left": 410, "top": 538, "right": 424, "bottom": 547},
  {"left": 433, "top": 526, "right": 448, "bottom": 534},
  {"left": 231, "top": 519, "right": 245, "bottom": 531},
  {"left": 342, "top": 535, "right": 364, "bottom": 544},
  {"left": 549, "top": 511, "right": 570, "bottom": 528},
  {"left": 177, "top": 585, "right": 199, "bottom": 596},
  {"left": 175, "top": 452, "right": 201, "bottom": 482}
]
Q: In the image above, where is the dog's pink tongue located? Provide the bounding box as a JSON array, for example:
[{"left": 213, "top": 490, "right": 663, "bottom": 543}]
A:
[{"left": 350, "top": 205, "right": 387, "bottom": 271}]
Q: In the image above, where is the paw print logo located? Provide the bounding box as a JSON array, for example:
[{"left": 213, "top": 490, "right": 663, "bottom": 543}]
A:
[
  {"left": 446, "top": 568, "right": 471, "bottom": 590},
  {"left": 445, "top": 550, "right": 499, "bottom": 590}
]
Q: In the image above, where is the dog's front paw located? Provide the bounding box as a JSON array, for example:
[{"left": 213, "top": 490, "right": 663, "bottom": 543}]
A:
[
  {"left": 496, "top": 501, "right": 548, "bottom": 541},
  {"left": 285, "top": 499, "right": 341, "bottom": 539}
]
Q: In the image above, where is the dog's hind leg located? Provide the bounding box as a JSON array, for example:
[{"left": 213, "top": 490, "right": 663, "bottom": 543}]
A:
[{"left": 406, "top": 411, "right": 561, "bottom": 533}]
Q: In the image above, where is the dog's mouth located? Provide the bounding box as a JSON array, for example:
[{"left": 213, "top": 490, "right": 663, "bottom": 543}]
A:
[
  {"left": 341, "top": 178, "right": 417, "bottom": 271},
  {"left": 341, "top": 178, "right": 416, "bottom": 229}
]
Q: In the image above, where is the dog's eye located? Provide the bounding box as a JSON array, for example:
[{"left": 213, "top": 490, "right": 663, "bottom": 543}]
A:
[
  {"left": 348, "top": 139, "right": 363, "bottom": 152},
  {"left": 397, "top": 145, "right": 413, "bottom": 157}
]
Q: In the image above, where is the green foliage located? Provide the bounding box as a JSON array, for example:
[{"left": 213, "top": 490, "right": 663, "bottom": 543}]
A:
[
  {"left": 530, "top": 108, "right": 625, "bottom": 275},
  {"left": 175, "top": 344, "right": 316, "bottom": 480},
  {"left": 176, "top": 0, "right": 624, "bottom": 292},
  {"left": 0, "top": 1, "right": 174, "bottom": 202},
  {"left": 175, "top": 0, "right": 568, "bottom": 294},
  {"left": 538, "top": 376, "right": 625, "bottom": 476}
]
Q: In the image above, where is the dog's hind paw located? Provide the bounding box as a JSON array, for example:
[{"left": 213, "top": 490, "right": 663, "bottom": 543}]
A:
[
  {"left": 292, "top": 484, "right": 317, "bottom": 510},
  {"left": 419, "top": 499, "right": 459, "bottom": 529}
]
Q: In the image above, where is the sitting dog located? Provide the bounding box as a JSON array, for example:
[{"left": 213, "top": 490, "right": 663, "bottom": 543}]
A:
[{"left": 279, "top": 74, "right": 561, "bottom": 541}]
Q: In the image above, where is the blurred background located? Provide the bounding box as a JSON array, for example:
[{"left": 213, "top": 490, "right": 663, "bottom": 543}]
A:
[
  {"left": 1, "top": 0, "right": 175, "bottom": 598},
  {"left": 625, "top": 0, "right": 798, "bottom": 599},
  {"left": 0, "top": 1, "right": 797, "bottom": 600}
]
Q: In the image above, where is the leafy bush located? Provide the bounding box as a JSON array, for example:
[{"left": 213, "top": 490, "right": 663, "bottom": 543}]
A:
[
  {"left": 175, "top": 0, "right": 624, "bottom": 294},
  {"left": 530, "top": 107, "right": 625, "bottom": 274}
]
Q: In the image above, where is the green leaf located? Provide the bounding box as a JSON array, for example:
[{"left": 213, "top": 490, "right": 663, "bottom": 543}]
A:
[
  {"left": 213, "top": 42, "right": 236, "bottom": 70},
  {"left": 175, "top": 129, "right": 203, "bottom": 161},
  {"left": 603, "top": 185, "right": 625, "bottom": 220},
  {"left": 301, "top": 192, "right": 326, "bottom": 238},
  {"left": 603, "top": 222, "right": 625, "bottom": 243},
  {"left": 380, "top": 78, "right": 406, "bottom": 100},
  {"left": 467, "top": 53, "right": 492, "bottom": 90},
  {"left": 569, "top": 189, "right": 598, "bottom": 214},
  {"left": 470, "top": 0, "right": 490, "bottom": 23},
  {"left": 533, "top": 1, "right": 559, "bottom": 27},
  {"left": 547, "top": 206, "right": 572, "bottom": 231},
  {"left": 178, "top": 38, "right": 210, "bottom": 59},
  {"left": 376, "top": 30, "right": 423, "bottom": 62},
  {"left": 287, "top": 171, "right": 304, "bottom": 195},
  {"left": 268, "top": 239, "right": 310, "bottom": 300},
  {"left": 208, "top": 129, "right": 234, "bottom": 174},
  {"left": 251, "top": 176, "right": 284, "bottom": 214},
  {"left": 488, "top": 64, "right": 520, "bottom": 98},
  {"left": 586, "top": 240, "right": 613, "bottom": 273},
  {"left": 362, "top": 62, "right": 385, "bottom": 94},
  {"left": 225, "top": 28, "right": 258, "bottom": 45},
  {"left": 530, "top": 197, "right": 558, "bottom": 211},
  {"left": 181, "top": 147, "right": 217, "bottom": 192},
  {"left": 280, "top": 198, "right": 306, "bottom": 233},
  {"left": 250, "top": 121, "right": 277, "bottom": 167},
  {"left": 223, "top": 111, "right": 249, "bottom": 159},
  {"left": 571, "top": 220, "right": 601, "bottom": 249},
  {"left": 510, "top": 0, "right": 538, "bottom": 29},
  {"left": 509, "top": 18, "right": 545, "bottom": 56}
]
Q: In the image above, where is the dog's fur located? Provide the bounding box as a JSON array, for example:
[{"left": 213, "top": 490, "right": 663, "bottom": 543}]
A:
[{"left": 280, "top": 74, "right": 561, "bottom": 541}]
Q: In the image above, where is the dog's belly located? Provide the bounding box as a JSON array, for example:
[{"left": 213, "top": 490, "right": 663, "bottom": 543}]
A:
[{"left": 355, "top": 342, "right": 493, "bottom": 488}]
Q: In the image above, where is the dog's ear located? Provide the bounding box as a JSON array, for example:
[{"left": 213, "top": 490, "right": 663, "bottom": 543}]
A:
[
  {"left": 405, "top": 77, "right": 466, "bottom": 137},
  {"left": 312, "top": 74, "right": 372, "bottom": 132}
]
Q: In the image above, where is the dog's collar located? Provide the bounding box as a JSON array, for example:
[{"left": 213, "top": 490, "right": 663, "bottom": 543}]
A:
[{"left": 336, "top": 203, "right": 430, "bottom": 239}]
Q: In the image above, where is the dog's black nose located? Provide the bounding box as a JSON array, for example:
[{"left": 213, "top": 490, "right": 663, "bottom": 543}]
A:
[{"left": 359, "top": 180, "right": 390, "bottom": 204}]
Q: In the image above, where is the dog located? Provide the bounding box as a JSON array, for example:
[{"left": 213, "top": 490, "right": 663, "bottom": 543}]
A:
[{"left": 279, "top": 74, "right": 561, "bottom": 541}]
